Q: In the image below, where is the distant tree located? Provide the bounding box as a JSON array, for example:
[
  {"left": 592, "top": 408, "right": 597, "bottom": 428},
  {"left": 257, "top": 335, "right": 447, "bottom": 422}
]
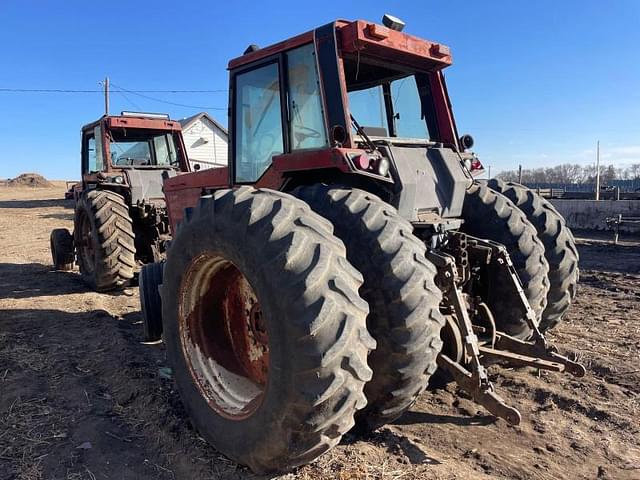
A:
[
  {"left": 496, "top": 163, "right": 639, "bottom": 184},
  {"left": 496, "top": 170, "right": 518, "bottom": 182},
  {"left": 602, "top": 164, "right": 617, "bottom": 183}
]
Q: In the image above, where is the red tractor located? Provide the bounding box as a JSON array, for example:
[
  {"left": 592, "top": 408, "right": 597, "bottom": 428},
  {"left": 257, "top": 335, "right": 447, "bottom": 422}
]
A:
[
  {"left": 139, "top": 15, "right": 582, "bottom": 473},
  {"left": 50, "top": 112, "right": 191, "bottom": 294}
]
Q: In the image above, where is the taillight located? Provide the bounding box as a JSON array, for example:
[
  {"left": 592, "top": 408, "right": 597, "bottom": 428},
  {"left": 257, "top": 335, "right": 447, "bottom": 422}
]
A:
[{"left": 353, "top": 154, "right": 371, "bottom": 171}]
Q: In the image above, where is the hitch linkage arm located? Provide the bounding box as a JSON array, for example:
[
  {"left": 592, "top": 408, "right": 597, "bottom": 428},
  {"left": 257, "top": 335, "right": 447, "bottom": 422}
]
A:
[{"left": 427, "top": 236, "right": 585, "bottom": 425}]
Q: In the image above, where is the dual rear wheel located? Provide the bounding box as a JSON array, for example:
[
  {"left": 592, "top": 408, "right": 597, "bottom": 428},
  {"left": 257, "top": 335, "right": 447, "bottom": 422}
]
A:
[
  {"left": 481, "top": 179, "right": 579, "bottom": 332},
  {"left": 159, "top": 182, "right": 577, "bottom": 473},
  {"left": 462, "top": 181, "right": 579, "bottom": 335},
  {"left": 161, "top": 186, "right": 443, "bottom": 473}
]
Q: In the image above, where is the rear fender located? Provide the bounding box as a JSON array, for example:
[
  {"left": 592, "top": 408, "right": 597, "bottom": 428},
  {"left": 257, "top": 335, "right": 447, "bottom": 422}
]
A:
[{"left": 163, "top": 167, "right": 230, "bottom": 232}]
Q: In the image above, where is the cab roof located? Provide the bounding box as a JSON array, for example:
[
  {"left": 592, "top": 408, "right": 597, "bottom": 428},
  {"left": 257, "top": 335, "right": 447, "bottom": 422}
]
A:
[
  {"left": 227, "top": 19, "right": 453, "bottom": 72},
  {"left": 81, "top": 114, "right": 183, "bottom": 133}
]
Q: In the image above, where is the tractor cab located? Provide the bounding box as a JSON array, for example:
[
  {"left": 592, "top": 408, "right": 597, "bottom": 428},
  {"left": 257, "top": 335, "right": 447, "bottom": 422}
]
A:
[
  {"left": 80, "top": 112, "right": 189, "bottom": 203},
  {"left": 224, "top": 17, "right": 483, "bottom": 225}
]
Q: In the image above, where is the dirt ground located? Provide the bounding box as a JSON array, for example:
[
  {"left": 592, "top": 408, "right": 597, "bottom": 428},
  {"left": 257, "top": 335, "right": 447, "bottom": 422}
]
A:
[{"left": 1, "top": 183, "right": 638, "bottom": 480}]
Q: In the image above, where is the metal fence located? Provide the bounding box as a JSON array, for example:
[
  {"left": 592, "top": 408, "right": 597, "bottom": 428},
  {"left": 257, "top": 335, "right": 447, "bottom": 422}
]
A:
[{"left": 523, "top": 179, "right": 640, "bottom": 193}]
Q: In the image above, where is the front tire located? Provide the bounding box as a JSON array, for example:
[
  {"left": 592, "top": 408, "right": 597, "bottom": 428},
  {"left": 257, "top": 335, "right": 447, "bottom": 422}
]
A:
[
  {"left": 293, "top": 185, "right": 444, "bottom": 432},
  {"left": 139, "top": 262, "right": 164, "bottom": 341},
  {"left": 50, "top": 228, "right": 74, "bottom": 271},
  {"left": 74, "top": 190, "right": 136, "bottom": 291},
  {"left": 161, "top": 187, "right": 375, "bottom": 473}
]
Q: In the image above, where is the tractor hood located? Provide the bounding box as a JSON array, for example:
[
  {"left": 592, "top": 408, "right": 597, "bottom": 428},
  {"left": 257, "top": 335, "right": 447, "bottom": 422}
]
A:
[{"left": 124, "top": 168, "right": 177, "bottom": 207}]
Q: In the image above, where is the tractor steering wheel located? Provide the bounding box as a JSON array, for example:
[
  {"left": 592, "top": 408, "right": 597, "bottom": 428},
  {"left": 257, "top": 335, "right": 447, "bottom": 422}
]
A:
[
  {"left": 295, "top": 126, "right": 321, "bottom": 138},
  {"left": 293, "top": 126, "right": 322, "bottom": 148}
]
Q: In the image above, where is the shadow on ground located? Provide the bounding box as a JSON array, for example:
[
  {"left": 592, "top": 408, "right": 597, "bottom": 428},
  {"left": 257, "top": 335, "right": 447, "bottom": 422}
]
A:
[
  {"left": 393, "top": 410, "right": 496, "bottom": 427},
  {"left": 0, "top": 198, "right": 73, "bottom": 209},
  {"left": 577, "top": 242, "right": 640, "bottom": 273},
  {"left": 0, "top": 263, "right": 135, "bottom": 300}
]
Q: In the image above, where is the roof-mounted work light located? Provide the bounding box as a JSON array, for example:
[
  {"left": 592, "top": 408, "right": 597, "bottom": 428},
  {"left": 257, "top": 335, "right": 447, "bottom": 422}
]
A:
[{"left": 382, "top": 14, "right": 405, "bottom": 32}]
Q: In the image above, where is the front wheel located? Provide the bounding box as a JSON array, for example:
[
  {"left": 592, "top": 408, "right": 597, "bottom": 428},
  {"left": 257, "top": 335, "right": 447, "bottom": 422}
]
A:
[
  {"left": 139, "top": 262, "right": 164, "bottom": 341},
  {"left": 50, "top": 228, "right": 74, "bottom": 271},
  {"left": 161, "top": 187, "right": 375, "bottom": 474}
]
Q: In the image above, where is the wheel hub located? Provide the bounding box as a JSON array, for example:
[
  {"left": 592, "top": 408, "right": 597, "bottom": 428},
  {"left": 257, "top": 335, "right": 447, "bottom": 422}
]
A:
[{"left": 179, "top": 254, "right": 269, "bottom": 420}]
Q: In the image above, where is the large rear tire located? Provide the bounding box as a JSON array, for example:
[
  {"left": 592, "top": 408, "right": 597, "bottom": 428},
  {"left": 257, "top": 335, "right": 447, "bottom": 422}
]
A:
[
  {"left": 293, "top": 185, "right": 444, "bottom": 432},
  {"left": 74, "top": 190, "right": 136, "bottom": 292},
  {"left": 462, "top": 183, "right": 550, "bottom": 338},
  {"left": 482, "top": 179, "right": 579, "bottom": 332},
  {"left": 161, "top": 187, "right": 375, "bottom": 474}
]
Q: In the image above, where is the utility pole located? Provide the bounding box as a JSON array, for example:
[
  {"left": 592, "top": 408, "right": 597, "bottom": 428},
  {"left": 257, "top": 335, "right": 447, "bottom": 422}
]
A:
[
  {"left": 488, "top": 165, "right": 491, "bottom": 179},
  {"left": 518, "top": 164, "right": 523, "bottom": 184},
  {"left": 595, "top": 140, "right": 600, "bottom": 200},
  {"left": 101, "top": 76, "right": 110, "bottom": 115}
]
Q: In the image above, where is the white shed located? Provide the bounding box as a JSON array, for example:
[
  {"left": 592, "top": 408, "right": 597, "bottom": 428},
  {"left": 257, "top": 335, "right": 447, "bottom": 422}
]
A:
[{"left": 179, "top": 112, "right": 228, "bottom": 170}]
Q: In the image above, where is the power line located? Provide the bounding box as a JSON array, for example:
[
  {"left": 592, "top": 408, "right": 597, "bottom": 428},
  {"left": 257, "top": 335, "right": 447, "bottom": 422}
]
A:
[
  {"left": 0, "top": 87, "right": 227, "bottom": 93},
  {"left": 0, "top": 88, "right": 101, "bottom": 93},
  {"left": 113, "top": 88, "right": 143, "bottom": 111},
  {"left": 110, "top": 82, "right": 227, "bottom": 111}
]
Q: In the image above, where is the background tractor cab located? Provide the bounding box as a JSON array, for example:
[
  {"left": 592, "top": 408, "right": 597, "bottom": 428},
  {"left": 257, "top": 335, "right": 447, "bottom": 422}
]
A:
[
  {"left": 165, "top": 16, "right": 483, "bottom": 229},
  {"left": 80, "top": 112, "right": 189, "bottom": 202}
]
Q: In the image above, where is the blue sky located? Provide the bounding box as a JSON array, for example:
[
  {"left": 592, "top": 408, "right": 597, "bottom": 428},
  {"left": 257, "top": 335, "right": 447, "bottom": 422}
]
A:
[{"left": 1, "top": 0, "right": 639, "bottom": 180}]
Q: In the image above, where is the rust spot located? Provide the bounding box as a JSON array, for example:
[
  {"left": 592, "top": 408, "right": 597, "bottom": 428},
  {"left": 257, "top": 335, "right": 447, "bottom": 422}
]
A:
[{"left": 179, "top": 255, "right": 269, "bottom": 420}]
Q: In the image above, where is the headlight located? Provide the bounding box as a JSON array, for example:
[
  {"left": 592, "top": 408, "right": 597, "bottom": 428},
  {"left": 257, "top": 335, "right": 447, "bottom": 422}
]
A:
[{"left": 377, "top": 157, "right": 390, "bottom": 177}]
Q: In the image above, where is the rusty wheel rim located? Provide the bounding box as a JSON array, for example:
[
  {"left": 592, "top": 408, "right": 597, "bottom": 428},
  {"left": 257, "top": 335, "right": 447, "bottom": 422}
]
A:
[
  {"left": 77, "top": 210, "right": 95, "bottom": 274},
  {"left": 178, "top": 253, "right": 269, "bottom": 420}
]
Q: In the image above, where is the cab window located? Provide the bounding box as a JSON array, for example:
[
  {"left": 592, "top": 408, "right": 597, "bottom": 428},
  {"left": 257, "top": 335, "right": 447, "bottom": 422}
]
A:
[
  {"left": 286, "top": 44, "right": 327, "bottom": 150},
  {"left": 391, "top": 78, "right": 428, "bottom": 139},
  {"left": 87, "top": 126, "right": 104, "bottom": 173},
  {"left": 234, "top": 62, "right": 284, "bottom": 183},
  {"left": 153, "top": 133, "right": 177, "bottom": 166},
  {"left": 348, "top": 85, "right": 386, "bottom": 134}
]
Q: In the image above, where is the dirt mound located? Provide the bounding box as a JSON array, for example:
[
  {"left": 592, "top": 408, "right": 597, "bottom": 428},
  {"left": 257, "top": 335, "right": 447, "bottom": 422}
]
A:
[{"left": 7, "top": 173, "right": 53, "bottom": 188}]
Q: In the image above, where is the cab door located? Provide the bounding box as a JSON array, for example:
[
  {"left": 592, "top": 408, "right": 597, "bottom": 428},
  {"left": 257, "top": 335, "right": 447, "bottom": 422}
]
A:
[
  {"left": 230, "top": 43, "right": 329, "bottom": 185},
  {"left": 81, "top": 123, "right": 106, "bottom": 188}
]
